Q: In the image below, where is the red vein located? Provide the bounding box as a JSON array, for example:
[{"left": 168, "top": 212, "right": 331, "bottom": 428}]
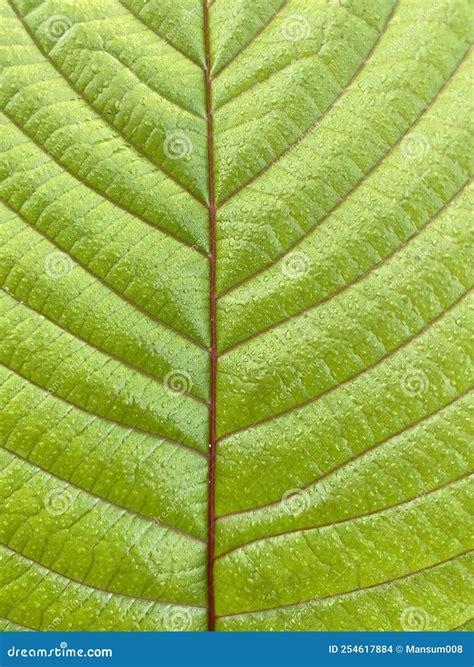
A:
[
  {"left": 217, "top": 43, "right": 471, "bottom": 299},
  {"left": 217, "top": 287, "right": 472, "bottom": 444},
  {"left": 1, "top": 106, "right": 207, "bottom": 256},
  {"left": 451, "top": 618, "right": 474, "bottom": 631},
  {"left": 218, "top": 179, "right": 471, "bottom": 356},
  {"left": 6, "top": 0, "right": 207, "bottom": 209},
  {"left": 1, "top": 287, "right": 208, "bottom": 406},
  {"left": 2, "top": 543, "right": 206, "bottom": 609},
  {"left": 211, "top": 0, "right": 288, "bottom": 79},
  {"left": 216, "top": 471, "right": 472, "bottom": 559},
  {"left": 118, "top": 0, "right": 205, "bottom": 70},
  {"left": 4, "top": 445, "right": 205, "bottom": 543},
  {"left": 0, "top": 198, "right": 209, "bottom": 352},
  {"left": 217, "top": 388, "right": 471, "bottom": 520},
  {"left": 3, "top": 364, "right": 208, "bottom": 459},
  {"left": 215, "top": 0, "right": 400, "bottom": 209},
  {"left": 204, "top": 0, "right": 217, "bottom": 632},
  {"left": 217, "top": 550, "right": 471, "bottom": 618}
]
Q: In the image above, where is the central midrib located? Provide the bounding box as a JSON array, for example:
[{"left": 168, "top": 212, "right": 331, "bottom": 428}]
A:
[{"left": 204, "top": 0, "right": 218, "bottom": 632}]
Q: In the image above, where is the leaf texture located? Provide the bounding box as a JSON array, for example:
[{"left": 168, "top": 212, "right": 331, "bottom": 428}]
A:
[{"left": 0, "top": 0, "right": 473, "bottom": 632}]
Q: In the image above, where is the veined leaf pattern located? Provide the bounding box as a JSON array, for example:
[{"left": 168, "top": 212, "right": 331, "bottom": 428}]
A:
[{"left": 0, "top": 0, "right": 472, "bottom": 632}]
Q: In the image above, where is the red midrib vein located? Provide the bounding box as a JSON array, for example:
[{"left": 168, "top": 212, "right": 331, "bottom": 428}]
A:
[{"left": 204, "top": 0, "right": 217, "bottom": 632}]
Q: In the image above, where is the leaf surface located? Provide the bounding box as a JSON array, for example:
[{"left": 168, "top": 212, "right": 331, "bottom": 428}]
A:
[{"left": 0, "top": 0, "right": 473, "bottom": 632}]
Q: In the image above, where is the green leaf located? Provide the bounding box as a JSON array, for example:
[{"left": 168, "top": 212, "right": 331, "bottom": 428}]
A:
[{"left": 0, "top": 0, "right": 473, "bottom": 633}]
